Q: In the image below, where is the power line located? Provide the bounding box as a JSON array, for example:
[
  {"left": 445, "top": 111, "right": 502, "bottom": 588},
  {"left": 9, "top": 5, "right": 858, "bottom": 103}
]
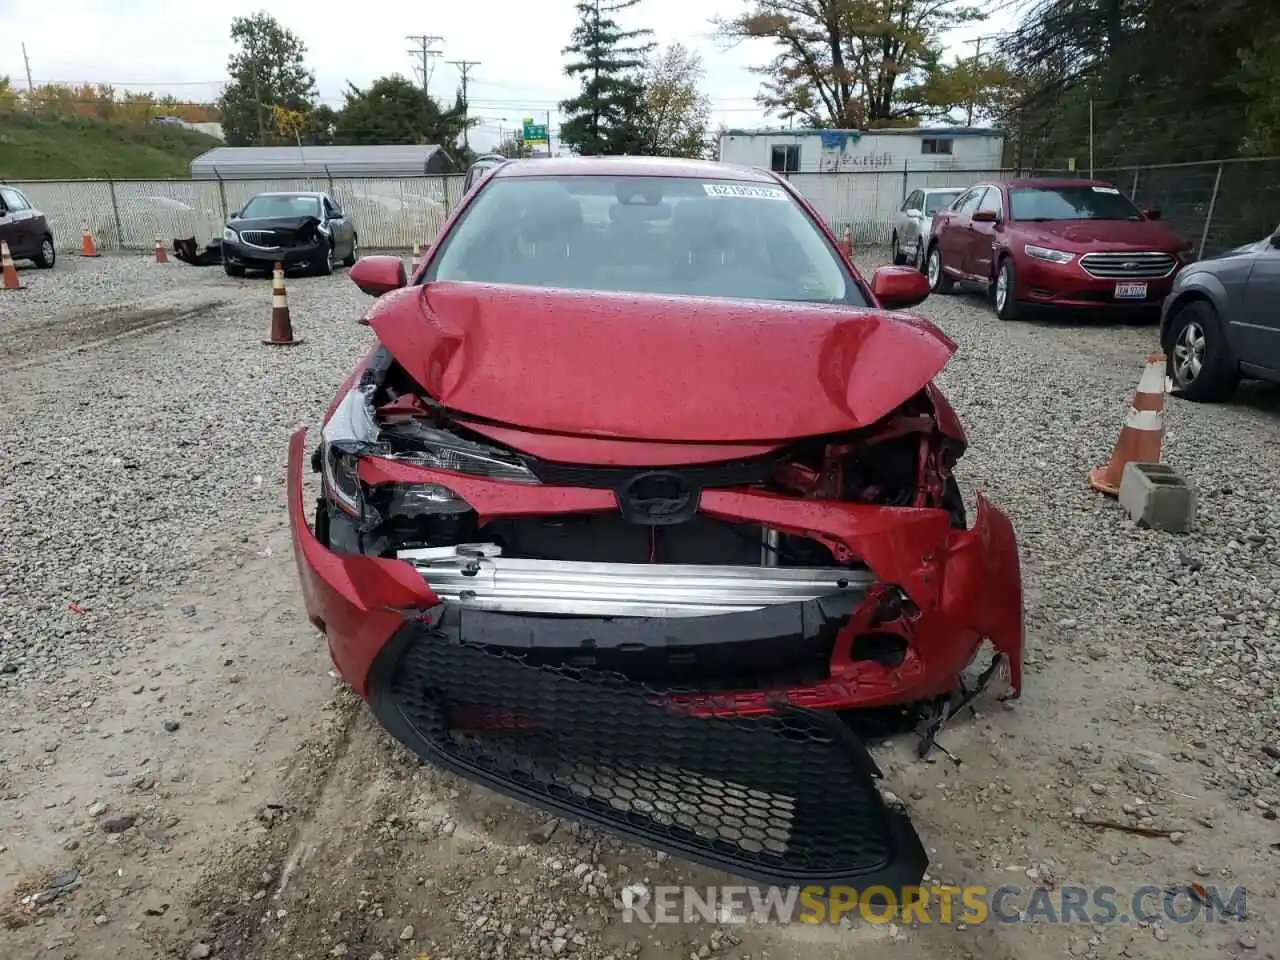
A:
[{"left": 406, "top": 35, "right": 445, "bottom": 94}]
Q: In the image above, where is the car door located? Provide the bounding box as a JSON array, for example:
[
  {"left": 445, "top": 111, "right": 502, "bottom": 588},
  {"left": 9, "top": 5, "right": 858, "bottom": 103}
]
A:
[
  {"left": 900, "top": 190, "right": 924, "bottom": 250},
  {"left": 965, "top": 185, "right": 1004, "bottom": 279},
  {"left": 0, "top": 187, "right": 34, "bottom": 257},
  {"left": 1233, "top": 232, "right": 1280, "bottom": 376},
  {"left": 323, "top": 196, "right": 351, "bottom": 257},
  {"left": 936, "top": 186, "right": 985, "bottom": 274}
]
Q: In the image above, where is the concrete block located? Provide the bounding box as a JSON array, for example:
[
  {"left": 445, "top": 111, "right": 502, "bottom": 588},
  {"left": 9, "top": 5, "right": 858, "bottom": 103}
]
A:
[{"left": 1117, "top": 462, "right": 1196, "bottom": 533}]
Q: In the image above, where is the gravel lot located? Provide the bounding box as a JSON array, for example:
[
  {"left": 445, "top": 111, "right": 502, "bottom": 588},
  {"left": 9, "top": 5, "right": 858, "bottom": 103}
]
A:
[{"left": 1, "top": 251, "right": 1277, "bottom": 960}]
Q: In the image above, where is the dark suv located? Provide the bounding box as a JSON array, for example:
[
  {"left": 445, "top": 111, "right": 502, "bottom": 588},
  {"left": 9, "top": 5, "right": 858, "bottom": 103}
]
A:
[{"left": 0, "top": 184, "right": 56, "bottom": 268}]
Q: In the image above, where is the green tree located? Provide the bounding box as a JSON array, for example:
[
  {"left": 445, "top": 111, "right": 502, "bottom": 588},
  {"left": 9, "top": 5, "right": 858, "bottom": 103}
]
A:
[
  {"left": 559, "top": 0, "right": 655, "bottom": 155},
  {"left": 217, "top": 12, "right": 318, "bottom": 146},
  {"left": 637, "top": 44, "right": 712, "bottom": 157},
  {"left": 332, "top": 74, "right": 468, "bottom": 155},
  {"left": 716, "top": 0, "right": 986, "bottom": 127}
]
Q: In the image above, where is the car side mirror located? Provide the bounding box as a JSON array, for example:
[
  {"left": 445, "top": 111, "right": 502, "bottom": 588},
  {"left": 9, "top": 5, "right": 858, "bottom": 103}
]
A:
[
  {"left": 350, "top": 255, "right": 407, "bottom": 297},
  {"left": 1271, "top": 231, "right": 1280, "bottom": 249},
  {"left": 1143, "top": 208, "right": 1162, "bottom": 220},
  {"left": 906, "top": 208, "right": 922, "bottom": 219},
  {"left": 971, "top": 209, "right": 999, "bottom": 224},
  {"left": 871, "top": 265, "right": 930, "bottom": 311}
]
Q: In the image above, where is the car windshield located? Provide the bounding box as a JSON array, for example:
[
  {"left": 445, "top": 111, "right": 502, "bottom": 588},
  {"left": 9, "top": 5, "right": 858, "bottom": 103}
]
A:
[
  {"left": 239, "top": 195, "right": 322, "bottom": 219},
  {"left": 924, "top": 191, "right": 962, "bottom": 215},
  {"left": 1010, "top": 185, "right": 1143, "bottom": 222},
  {"left": 427, "top": 174, "right": 863, "bottom": 306}
]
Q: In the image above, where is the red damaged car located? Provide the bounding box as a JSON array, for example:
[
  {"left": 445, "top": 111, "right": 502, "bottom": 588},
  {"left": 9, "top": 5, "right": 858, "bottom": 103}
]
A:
[{"left": 287, "top": 157, "right": 1023, "bottom": 894}]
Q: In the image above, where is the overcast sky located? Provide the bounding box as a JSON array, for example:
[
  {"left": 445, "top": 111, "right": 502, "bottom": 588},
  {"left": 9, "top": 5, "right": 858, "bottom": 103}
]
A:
[{"left": 2, "top": 0, "right": 1021, "bottom": 151}]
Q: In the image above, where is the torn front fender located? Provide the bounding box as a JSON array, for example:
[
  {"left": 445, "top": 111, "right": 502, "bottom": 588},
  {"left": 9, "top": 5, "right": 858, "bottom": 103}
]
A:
[
  {"left": 287, "top": 429, "right": 440, "bottom": 694},
  {"left": 938, "top": 494, "right": 1024, "bottom": 697}
]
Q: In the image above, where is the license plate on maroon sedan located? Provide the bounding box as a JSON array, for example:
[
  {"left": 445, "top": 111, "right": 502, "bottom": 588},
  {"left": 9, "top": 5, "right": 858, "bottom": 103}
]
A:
[{"left": 1114, "top": 281, "right": 1148, "bottom": 299}]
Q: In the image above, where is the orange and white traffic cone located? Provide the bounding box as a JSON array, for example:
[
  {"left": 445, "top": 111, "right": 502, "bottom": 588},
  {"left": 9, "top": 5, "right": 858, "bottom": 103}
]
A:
[
  {"left": 153, "top": 235, "right": 169, "bottom": 263},
  {"left": 80, "top": 224, "right": 100, "bottom": 257},
  {"left": 263, "top": 262, "right": 303, "bottom": 347},
  {"left": 1, "top": 241, "right": 22, "bottom": 291},
  {"left": 1088, "top": 353, "right": 1168, "bottom": 497}
]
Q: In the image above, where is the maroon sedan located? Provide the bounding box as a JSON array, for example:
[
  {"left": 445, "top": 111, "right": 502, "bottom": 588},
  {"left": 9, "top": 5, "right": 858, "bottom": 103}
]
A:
[
  {"left": 926, "top": 178, "right": 1193, "bottom": 321},
  {"left": 0, "top": 184, "right": 56, "bottom": 268}
]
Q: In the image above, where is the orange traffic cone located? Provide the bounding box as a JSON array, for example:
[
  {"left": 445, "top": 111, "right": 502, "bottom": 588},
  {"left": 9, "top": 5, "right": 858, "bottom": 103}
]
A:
[
  {"left": 2, "top": 241, "right": 22, "bottom": 290},
  {"left": 81, "top": 224, "right": 100, "bottom": 257},
  {"left": 264, "top": 262, "right": 303, "bottom": 347},
  {"left": 1088, "top": 353, "right": 1168, "bottom": 497},
  {"left": 153, "top": 235, "right": 169, "bottom": 263}
]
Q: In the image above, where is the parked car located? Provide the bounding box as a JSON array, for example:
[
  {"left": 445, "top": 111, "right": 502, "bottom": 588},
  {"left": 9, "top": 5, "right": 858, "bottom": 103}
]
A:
[
  {"left": 286, "top": 156, "right": 1024, "bottom": 893},
  {"left": 221, "top": 191, "right": 357, "bottom": 277},
  {"left": 463, "top": 154, "right": 507, "bottom": 194},
  {"left": 926, "top": 178, "right": 1193, "bottom": 322},
  {"left": 1160, "top": 225, "right": 1280, "bottom": 401},
  {"left": 0, "top": 184, "right": 56, "bottom": 268},
  {"left": 890, "top": 186, "right": 965, "bottom": 270}
]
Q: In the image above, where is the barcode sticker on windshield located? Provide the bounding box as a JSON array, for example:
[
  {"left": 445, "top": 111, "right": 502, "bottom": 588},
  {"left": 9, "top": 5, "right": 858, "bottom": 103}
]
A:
[
  {"left": 703, "top": 183, "right": 788, "bottom": 200},
  {"left": 1092, "top": 185, "right": 1121, "bottom": 194}
]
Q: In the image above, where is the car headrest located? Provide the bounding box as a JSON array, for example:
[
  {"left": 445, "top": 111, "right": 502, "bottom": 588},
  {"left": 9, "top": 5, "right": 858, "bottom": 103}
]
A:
[
  {"left": 516, "top": 190, "right": 583, "bottom": 245},
  {"left": 672, "top": 199, "right": 733, "bottom": 247},
  {"left": 609, "top": 201, "right": 672, "bottom": 223}
]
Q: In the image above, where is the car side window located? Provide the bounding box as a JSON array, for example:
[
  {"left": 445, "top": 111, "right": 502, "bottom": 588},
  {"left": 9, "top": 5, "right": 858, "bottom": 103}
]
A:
[
  {"left": 324, "top": 197, "right": 339, "bottom": 218},
  {"left": 0, "top": 187, "right": 28, "bottom": 211},
  {"left": 901, "top": 191, "right": 919, "bottom": 212},
  {"left": 956, "top": 188, "right": 986, "bottom": 215},
  {"left": 977, "top": 187, "right": 1002, "bottom": 216},
  {"left": 910, "top": 190, "right": 924, "bottom": 211}
]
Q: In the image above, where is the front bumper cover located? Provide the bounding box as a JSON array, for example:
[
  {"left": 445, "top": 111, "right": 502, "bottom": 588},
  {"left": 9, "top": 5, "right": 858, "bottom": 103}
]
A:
[
  {"left": 286, "top": 428, "right": 1024, "bottom": 891},
  {"left": 223, "top": 238, "right": 324, "bottom": 269}
]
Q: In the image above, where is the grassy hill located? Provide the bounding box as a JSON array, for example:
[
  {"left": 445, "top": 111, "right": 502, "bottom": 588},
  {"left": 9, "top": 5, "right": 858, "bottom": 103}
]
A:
[{"left": 0, "top": 112, "right": 222, "bottom": 181}]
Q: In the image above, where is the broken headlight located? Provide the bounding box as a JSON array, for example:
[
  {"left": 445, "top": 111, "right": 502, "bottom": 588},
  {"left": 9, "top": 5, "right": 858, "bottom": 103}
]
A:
[
  {"left": 381, "top": 421, "right": 539, "bottom": 484},
  {"left": 322, "top": 441, "right": 364, "bottom": 516}
]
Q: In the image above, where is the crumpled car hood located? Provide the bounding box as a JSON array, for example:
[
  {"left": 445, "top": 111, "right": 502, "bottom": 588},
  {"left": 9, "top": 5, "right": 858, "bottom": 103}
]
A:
[
  {"left": 229, "top": 215, "right": 322, "bottom": 234},
  {"left": 367, "top": 281, "right": 957, "bottom": 443}
]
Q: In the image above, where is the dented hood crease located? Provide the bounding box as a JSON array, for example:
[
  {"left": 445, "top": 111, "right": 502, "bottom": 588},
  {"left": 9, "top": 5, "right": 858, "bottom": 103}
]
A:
[{"left": 368, "top": 281, "right": 956, "bottom": 443}]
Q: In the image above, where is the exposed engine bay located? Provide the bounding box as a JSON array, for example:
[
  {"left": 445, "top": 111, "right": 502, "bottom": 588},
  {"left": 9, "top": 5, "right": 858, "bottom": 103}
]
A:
[{"left": 315, "top": 345, "right": 969, "bottom": 570}]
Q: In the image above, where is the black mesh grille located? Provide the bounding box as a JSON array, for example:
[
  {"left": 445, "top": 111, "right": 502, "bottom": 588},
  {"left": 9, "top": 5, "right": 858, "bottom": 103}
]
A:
[{"left": 370, "top": 629, "right": 927, "bottom": 888}]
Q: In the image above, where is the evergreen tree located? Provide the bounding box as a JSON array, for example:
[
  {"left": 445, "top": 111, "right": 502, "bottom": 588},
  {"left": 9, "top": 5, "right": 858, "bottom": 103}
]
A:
[{"left": 559, "top": 0, "right": 655, "bottom": 155}]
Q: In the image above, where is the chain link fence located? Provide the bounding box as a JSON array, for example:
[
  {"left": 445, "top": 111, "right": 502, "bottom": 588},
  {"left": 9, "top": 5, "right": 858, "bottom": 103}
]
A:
[
  {"left": 1020, "top": 157, "right": 1280, "bottom": 258},
  {"left": 12, "top": 157, "right": 1280, "bottom": 259}
]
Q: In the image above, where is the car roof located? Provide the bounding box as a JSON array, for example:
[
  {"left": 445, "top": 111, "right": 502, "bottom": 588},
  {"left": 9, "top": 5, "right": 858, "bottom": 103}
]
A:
[
  {"left": 249, "top": 191, "right": 326, "bottom": 198},
  {"left": 996, "top": 178, "right": 1117, "bottom": 190},
  {"left": 920, "top": 185, "right": 967, "bottom": 193},
  {"left": 491, "top": 155, "right": 780, "bottom": 183}
]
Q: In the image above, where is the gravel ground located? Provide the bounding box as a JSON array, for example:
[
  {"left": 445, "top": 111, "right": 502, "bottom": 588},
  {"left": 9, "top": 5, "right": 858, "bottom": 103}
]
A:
[{"left": 1, "top": 251, "right": 1277, "bottom": 960}]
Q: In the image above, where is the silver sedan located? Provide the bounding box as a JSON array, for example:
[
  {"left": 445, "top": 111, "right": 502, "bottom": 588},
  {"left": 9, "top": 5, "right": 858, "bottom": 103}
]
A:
[{"left": 890, "top": 187, "right": 966, "bottom": 270}]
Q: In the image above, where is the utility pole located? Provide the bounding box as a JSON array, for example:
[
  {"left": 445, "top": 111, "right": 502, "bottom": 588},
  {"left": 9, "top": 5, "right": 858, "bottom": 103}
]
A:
[
  {"left": 253, "top": 63, "right": 266, "bottom": 145},
  {"left": 448, "top": 59, "right": 481, "bottom": 150},
  {"left": 21, "top": 43, "right": 34, "bottom": 92},
  {"left": 964, "top": 36, "right": 983, "bottom": 127},
  {"left": 407, "top": 35, "right": 445, "bottom": 94}
]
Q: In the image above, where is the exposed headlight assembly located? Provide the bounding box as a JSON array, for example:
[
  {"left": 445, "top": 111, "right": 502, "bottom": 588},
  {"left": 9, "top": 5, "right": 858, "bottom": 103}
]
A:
[
  {"left": 381, "top": 421, "right": 539, "bottom": 484},
  {"left": 223, "top": 227, "right": 239, "bottom": 243}
]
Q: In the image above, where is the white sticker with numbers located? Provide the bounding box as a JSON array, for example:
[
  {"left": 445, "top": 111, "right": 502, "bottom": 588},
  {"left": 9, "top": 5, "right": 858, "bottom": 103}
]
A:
[
  {"left": 1091, "top": 185, "right": 1121, "bottom": 194},
  {"left": 703, "top": 183, "right": 789, "bottom": 200}
]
